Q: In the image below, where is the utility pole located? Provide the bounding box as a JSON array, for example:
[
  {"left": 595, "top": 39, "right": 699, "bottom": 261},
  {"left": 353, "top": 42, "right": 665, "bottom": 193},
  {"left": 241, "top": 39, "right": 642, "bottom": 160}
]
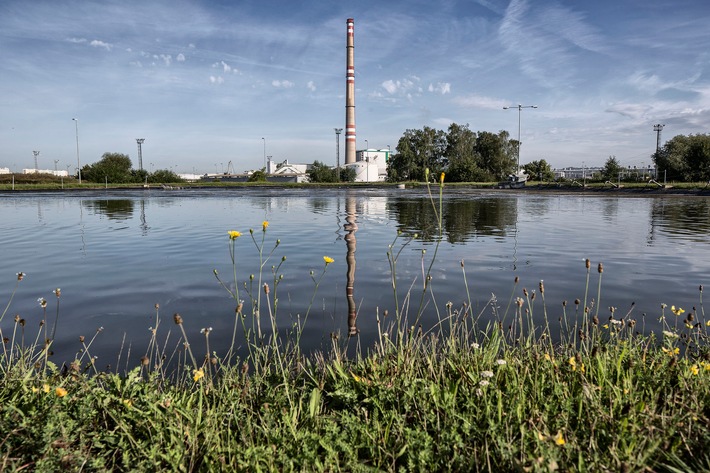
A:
[
  {"left": 653, "top": 124, "right": 665, "bottom": 153},
  {"left": 136, "top": 139, "right": 145, "bottom": 172},
  {"left": 653, "top": 124, "right": 664, "bottom": 179},
  {"left": 335, "top": 128, "right": 343, "bottom": 181}
]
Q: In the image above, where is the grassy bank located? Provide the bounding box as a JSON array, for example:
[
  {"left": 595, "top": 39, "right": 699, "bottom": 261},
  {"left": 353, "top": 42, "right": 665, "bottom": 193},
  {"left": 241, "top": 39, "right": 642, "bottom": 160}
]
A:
[{"left": 1, "top": 176, "right": 709, "bottom": 471}]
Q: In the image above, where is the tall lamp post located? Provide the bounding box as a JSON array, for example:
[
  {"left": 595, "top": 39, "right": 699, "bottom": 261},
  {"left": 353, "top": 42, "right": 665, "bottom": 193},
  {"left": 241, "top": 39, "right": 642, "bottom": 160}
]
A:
[
  {"left": 261, "top": 137, "right": 266, "bottom": 172},
  {"left": 72, "top": 118, "right": 81, "bottom": 183},
  {"left": 503, "top": 104, "right": 537, "bottom": 173},
  {"left": 334, "top": 128, "right": 342, "bottom": 182}
]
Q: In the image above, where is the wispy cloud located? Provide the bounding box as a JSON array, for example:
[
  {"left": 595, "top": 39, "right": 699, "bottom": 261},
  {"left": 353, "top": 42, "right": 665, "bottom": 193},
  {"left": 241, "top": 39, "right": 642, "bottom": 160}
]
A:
[
  {"left": 453, "top": 94, "right": 507, "bottom": 110},
  {"left": 272, "top": 80, "right": 294, "bottom": 89},
  {"left": 89, "top": 39, "right": 112, "bottom": 51}
]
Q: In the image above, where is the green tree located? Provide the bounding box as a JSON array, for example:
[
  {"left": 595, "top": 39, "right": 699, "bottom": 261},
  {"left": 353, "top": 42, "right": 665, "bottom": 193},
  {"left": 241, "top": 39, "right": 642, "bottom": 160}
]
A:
[
  {"left": 308, "top": 161, "right": 338, "bottom": 183},
  {"left": 475, "top": 131, "right": 516, "bottom": 181},
  {"left": 445, "top": 123, "right": 487, "bottom": 182},
  {"left": 653, "top": 135, "right": 689, "bottom": 181},
  {"left": 81, "top": 152, "right": 134, "bottom": 183},
  {"left": 339, "top": 166, "right": 356, "bottom": 182},
  {"left": 522, "top": 159, "right": 555, "bottom": 182},
  {"left": 387, "top": 127, "right": 447, "bottom": 182},
  {"left": 248, "top": 169, "right": 267, "bottom": 182},
  {"left": 148, "top": 169, "right": 184, "bottom": 183},
  {"left": 682, "top": 134, "right": 710, "bottom": 181},
  {"left": 600, "top": 156, "right": 623, "bottom": 181}
]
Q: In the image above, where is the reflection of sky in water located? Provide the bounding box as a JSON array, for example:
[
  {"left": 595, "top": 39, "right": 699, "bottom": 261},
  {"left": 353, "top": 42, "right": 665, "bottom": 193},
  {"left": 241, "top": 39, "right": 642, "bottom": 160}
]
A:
[{"left": 1, "top": 189, "right": 708, "bottom": 366}]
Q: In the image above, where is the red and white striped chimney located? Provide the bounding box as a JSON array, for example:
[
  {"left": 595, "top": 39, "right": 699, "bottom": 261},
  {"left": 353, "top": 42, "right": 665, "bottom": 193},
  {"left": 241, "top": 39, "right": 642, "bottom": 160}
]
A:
[{"left": 345, "top": 18, "right": 356, "bottom": 165}]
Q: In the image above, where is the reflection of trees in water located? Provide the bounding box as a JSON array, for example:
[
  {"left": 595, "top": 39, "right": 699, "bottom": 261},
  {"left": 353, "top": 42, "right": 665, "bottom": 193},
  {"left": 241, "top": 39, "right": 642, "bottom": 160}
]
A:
[
  {"left": 82, "top": 200, "right": 134, "bottom": 220},
  {"left": 308, "top": 198, "right": 333, "bottom": 215},
  {"left": 388, "top": 197, "right": 518, "bottom": 243},
  {"left": 651, "top": 199, "right": 710, "bottom": 242}
]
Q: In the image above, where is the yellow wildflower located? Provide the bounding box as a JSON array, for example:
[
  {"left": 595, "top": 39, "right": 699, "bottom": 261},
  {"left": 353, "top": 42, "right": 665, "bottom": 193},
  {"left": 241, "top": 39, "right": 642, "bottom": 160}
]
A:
[
  {"left": 122, "top": 399, "right": 133, "bottom": 407},
  {"left": 671, "top": 305, "right": 685, "bottom": 316},
  {"left": 706, "top": 320, "right": 710, "bottom": 327},
  {"left": 262, "top": 221, "right": 269, "bottom": 231},
  {"left": 544, "top": 353, "right": 552, "bottom": 362},
  {"left": 690, "top": 364, "right": 699, "bottom": 376},
  {"left": 31, "top": 386, "right": 39, "bottom": 393},
  {"left": 228, "top": 230, "right": 241, "bottom": 240},
  {"left": 193, "top": 368, "right": 205, "bottom": 382},
  {"left": 568, "top": 357, "right": 576, "bottom": 370},
  {"left": 55, "top": 387, "right": 68, "bottom": 398},
  {"left": 440, "top": 172, "right": 445, "bottom": 184},
  {"left": 554, "top": 431, "right": 565, "bottom": 446},
  {"left": 661, "top": 347, "right": 680, "bottom": 357},
  {"left": 323, "top": 256, "right": 334, "bottom": 265},
  {"left": 42, "top": 384, "right": 50, "bottom": 393}
]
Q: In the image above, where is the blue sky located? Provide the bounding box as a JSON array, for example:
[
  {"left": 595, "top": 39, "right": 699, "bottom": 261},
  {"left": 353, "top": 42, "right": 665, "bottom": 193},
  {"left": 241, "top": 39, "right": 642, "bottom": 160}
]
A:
[{"left": 1, "top": 0, "right": 708, "bottom": 174}]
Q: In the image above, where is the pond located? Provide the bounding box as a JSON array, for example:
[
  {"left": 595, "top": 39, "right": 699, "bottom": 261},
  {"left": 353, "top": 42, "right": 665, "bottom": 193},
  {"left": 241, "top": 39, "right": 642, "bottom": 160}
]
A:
[{"left": 1, "top": 187, "right": 709, "bottom": 367}]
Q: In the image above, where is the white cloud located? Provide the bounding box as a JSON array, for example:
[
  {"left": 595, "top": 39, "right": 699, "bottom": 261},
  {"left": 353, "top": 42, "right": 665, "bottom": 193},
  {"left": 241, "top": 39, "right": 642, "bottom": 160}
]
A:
[
  {"left": 67, "top": 37, "right": 87, "bottom": 44},
  {"left": 453, "top": 94, "right": 508, "bottom": 110},
  {"left": 210, "top": 76, "right": 224, "bottom": 84},
  {"left": 176, "top": 53, "right": 186, "bottom": 62},
  {"left": 381, "top": 76, "right": 422, "bottom": 98},
  {"left": 89, "top": 40, "right": 112, "bottom": 51},
  {"left": 272, "top": 80, "right": 294, "bottom": 89},
  {"left": 428, "top": 82, "right": 451, "bottom": 95},
  {"left": 159, "top": 54, "right": 172, "bottom": 66},
  {"left": 307, "top": 80, "right": 316, "bottom": 92}
]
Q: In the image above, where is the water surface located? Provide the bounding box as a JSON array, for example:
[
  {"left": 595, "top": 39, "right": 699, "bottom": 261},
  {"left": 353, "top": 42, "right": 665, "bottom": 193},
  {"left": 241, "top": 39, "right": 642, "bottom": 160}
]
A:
[{"left": 1, "top": 188, "right": 708, "bottom": 366}]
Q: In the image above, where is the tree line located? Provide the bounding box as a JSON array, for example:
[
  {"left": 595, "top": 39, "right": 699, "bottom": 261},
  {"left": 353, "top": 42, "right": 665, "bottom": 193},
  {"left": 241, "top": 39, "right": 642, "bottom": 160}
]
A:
[
  {"left": 81, "top": 153, "right": 183, "bottom": 183},
  {"left": 653, "top": 133, "right": 710, "bottom": 181},
  {"left": 386, "top": 124, "right": 524, "bottom": 182}
]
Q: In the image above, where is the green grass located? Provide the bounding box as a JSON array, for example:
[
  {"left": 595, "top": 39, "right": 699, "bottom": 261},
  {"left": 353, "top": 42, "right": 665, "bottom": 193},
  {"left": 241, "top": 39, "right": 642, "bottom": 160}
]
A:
[{"left": 1, "top": 175, "right": 709, "bottom": 471}]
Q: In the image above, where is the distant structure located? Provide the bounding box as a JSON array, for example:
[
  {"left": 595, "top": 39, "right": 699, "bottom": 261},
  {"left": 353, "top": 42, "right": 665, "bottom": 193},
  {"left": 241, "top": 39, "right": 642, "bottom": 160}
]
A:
[
  {"left": 345, "top": 18, "right": 356, "bottom": 165},
  {"left": 136, "top": 139, "right": 145, "bottom": 171},
  {"left": 33, "top": 150, "right": 40, "bottom": 170}
]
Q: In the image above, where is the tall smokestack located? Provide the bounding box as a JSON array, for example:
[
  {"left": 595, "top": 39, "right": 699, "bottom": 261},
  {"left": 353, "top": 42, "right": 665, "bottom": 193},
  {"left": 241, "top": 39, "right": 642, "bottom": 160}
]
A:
[{"left": 345, "top": 18, "right": 356, "bottom": 165}]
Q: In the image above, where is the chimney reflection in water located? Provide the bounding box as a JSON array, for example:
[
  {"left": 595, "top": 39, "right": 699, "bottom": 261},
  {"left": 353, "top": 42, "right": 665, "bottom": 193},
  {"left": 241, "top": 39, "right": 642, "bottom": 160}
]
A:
[{"left": 345, "top": 194, "right": 358, "bottom": 336}]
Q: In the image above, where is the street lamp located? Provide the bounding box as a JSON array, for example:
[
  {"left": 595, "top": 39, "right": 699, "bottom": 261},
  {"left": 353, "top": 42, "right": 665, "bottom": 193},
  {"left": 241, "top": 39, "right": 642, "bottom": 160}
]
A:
[
  {"left": 72, "top": 118, "right": 81, "bottom": 183},
  {"left": 503, "top": 104, "right": 537, "bottom": 173}
]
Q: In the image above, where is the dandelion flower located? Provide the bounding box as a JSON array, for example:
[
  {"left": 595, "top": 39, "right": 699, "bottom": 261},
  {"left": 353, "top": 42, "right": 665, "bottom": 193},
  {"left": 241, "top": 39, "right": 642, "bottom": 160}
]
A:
[
  {"left": 262, "top": 221, "right": 269, "bottom": 231},
  {"left": 38, "top": 297, "right": 47, "bottom": 308},
  {"left": 690, "top": 364, "right": 699, "bottom": 376},
  {"left": 228, "top": 230, "right": 241, "bottom": 240},
  {"left": 671, "top": 305, "right": 685, "bottom": 316},
  {"left": 42, "top": 384, "right": 50, "bottom": 393},
  {"left": 440, "top": 172, "right": 445, "bottom": 184},
  {"left": 323, "top": 256, "right": 334, "bottom": 265},
  {"left": 55, "top": 387, "right": 68, "bottom": 398},
  {"left": 554, "top": 431, "right": 565, "bottom": 446},
  {"left": 193, "top": 368, "right": 205, "bottom": 382}
]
